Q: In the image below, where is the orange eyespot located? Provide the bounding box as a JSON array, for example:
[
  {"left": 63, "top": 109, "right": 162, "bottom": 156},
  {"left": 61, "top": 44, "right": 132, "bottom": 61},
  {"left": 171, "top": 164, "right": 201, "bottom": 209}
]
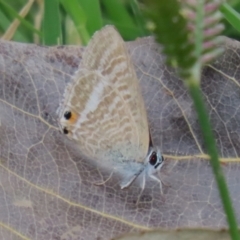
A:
[{"left": 63, "top": 111, "right": 78, "bottom": 124}]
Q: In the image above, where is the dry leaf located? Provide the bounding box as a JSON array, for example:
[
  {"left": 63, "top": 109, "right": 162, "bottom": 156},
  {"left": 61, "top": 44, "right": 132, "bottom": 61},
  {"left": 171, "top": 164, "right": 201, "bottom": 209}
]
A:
[{"left": 0, "top": 36, "right": 239, "bottom": 240}]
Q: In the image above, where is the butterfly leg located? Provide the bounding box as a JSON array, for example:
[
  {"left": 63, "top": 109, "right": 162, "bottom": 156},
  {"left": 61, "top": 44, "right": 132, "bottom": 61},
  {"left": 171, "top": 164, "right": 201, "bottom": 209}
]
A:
[
  {"left": 149, "top": 174, "right": 163, "bottom": 194},
  {"left": 120, "top": 174, "right": 138, "bottom": 189},
  {"left": 141, "top": 171, "right": 146, "bottom": 190},
  {"left": 120, "top": 166, "right": 145, "bottom": 190},
  {"left": 136, "top": 172, "right": 147, "bottom": 205}
]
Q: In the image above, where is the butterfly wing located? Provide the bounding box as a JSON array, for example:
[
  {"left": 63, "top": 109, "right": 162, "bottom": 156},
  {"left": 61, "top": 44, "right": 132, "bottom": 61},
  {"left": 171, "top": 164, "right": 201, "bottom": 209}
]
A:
[{"left": 58, "top": 26, "right": 149, "bottom": 166}]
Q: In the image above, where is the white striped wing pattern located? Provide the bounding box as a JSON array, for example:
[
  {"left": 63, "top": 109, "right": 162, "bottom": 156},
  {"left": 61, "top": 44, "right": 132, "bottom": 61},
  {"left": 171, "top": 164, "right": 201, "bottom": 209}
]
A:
[{"left": 57, "top": 26, "right": 164, "bottom": 190}]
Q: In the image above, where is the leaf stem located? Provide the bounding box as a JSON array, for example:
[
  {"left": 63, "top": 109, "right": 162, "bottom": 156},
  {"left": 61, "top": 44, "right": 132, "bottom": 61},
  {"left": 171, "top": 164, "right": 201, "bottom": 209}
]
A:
[{"left": 186, "top": 75, "right": 240, "bottom": 240}]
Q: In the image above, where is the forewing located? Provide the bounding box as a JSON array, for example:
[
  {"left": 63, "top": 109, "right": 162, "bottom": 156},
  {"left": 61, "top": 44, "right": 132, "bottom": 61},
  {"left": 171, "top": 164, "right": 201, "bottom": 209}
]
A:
[
  {"left": 58, "top": 26, "right": 149, "bottom": 164},
  {"left": 80, "top": 25, "right": 149, "bottom": 162}
]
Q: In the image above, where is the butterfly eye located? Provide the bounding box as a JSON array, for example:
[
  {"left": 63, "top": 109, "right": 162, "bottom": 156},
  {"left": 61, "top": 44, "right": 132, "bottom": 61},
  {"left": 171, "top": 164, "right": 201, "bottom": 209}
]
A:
[
  {"left": 63, "top": 127, "right": 69, "bottom": 134},
  {"left": 64, "top": 111, "right": 72, "bottom": 120},
  {"left": 149, "top": 152, "right": 157, "bottom": 166}
]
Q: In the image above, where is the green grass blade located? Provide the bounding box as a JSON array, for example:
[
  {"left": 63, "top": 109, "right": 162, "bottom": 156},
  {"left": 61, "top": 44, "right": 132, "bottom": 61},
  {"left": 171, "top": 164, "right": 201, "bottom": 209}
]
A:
[
  {"left": 2, "top": 0, "right": 34, "bottom": 41},
  {"left": 0, "top": 8, "right": 11, "bottom": 32},
  {"left": 78, "top": 0, "right": 102, "bottom": 36},
  {"left": 221, "top": 2, "right": 240, "bottom": 33},
  {"left": 43, "top": 0, "right": 62, "bottom": 45},
  {"left": 129, "top": 0, "right": 148, "bottom": 36},
  {"left": 101, "top": 0, "right": 140, "bottom": 39},
  {"left": 60, "top": 0, "right": 90, "bottom": 45},
  {"left": 0, "top": 0, "right": 41, "bottom": 37},
  {"left": 0, "top": 8, "right": 29, "bottom": 42}
]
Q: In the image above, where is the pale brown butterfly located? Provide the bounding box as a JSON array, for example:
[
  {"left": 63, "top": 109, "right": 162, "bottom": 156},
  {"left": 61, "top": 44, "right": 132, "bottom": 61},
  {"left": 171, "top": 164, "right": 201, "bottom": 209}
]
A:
[{"left": 57, "top": 25, "right": 164, "bottom": 190}]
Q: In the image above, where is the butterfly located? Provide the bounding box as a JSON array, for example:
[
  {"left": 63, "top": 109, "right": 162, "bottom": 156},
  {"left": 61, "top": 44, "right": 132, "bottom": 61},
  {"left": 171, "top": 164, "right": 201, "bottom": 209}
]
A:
[{"left": 57, "top": 25, "right": 164, "bottom": 191}]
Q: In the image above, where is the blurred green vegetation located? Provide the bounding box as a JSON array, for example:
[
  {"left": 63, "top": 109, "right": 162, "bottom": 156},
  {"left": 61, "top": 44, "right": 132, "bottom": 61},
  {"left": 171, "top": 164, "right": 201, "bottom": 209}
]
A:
[{"left": 0, "top": 0, "right": 239, "bottom": 45}]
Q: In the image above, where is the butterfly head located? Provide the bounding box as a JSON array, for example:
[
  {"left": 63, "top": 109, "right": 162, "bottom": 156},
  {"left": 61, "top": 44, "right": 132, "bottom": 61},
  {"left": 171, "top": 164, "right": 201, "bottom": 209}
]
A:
[
  {"left": 137, "top": 146, "right": 164, "bottom": 192},
  {"left": 119, "top": 146, "right": 164, "bottom": 190},
  {"left": 145, "top": 146, "right": 164, "bottom": 176}
]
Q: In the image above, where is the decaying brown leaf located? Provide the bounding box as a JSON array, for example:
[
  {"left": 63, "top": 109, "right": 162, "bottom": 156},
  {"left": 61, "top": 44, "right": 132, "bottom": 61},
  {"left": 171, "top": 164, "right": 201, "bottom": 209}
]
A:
[{"left": 0, "top": 36, "right": 239, "bottom": 240}]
